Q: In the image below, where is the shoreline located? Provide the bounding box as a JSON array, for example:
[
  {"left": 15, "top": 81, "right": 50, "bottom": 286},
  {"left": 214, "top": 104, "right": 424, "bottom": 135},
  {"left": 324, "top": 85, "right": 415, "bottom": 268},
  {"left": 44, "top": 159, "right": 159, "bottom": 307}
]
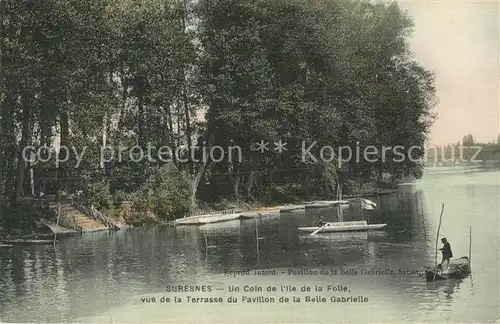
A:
[{"left": 0, "top": 187, "right": 398, "bottom": 241}]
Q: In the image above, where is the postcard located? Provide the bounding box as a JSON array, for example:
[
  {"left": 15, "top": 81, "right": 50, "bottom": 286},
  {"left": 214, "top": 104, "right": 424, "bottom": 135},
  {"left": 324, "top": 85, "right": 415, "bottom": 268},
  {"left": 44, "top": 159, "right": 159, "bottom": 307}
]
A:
[{"left": 0, "top": 0, "right": 498, "bottom": 323}]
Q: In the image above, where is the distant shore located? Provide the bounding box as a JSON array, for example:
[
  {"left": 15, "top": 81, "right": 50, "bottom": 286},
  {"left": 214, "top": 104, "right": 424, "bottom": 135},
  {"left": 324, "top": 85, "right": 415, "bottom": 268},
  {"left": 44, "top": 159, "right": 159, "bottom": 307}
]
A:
[{"left": 0, "top": 179, "right": 399, "bottom": 241}]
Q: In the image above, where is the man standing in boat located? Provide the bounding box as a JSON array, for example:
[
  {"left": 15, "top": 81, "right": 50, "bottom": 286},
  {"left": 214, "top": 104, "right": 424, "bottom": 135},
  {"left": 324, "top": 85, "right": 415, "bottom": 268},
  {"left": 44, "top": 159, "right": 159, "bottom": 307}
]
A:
[{"left": 439, "top": 238, "right": 453, "bottom": 268}]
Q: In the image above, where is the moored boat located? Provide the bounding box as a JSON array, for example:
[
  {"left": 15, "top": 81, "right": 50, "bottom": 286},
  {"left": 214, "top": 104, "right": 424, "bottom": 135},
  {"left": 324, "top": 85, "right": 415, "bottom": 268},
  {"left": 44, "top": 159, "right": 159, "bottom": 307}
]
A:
[
  {"left": 2, "top": 239, "right": 55, "bottom": 245},
  {"left": 255, "top": 206, "right": 280, "bottom": 212},
  {"left": 298, "top": 221, "right": 387, "bottom": 233},
  {"left": 199, "top": 219, "right": 241, "bottom": 232},
  {"left": 175, "top": 210, "right": 241, "bottom": 225},
  {"left": 255, "top": 207, "right": 280, "bottom": 217},
  {"left": 305, "top": 200, "right": 350, "bottom": 209},
  {"left": 240, "top": 211, "right": 260, "bottom": 219},
  {"left": 280, "top": 204, "right": 305, "bottom": 212},
  {"left": 424, "top": 257, "right": 471, "bottom": 282}
]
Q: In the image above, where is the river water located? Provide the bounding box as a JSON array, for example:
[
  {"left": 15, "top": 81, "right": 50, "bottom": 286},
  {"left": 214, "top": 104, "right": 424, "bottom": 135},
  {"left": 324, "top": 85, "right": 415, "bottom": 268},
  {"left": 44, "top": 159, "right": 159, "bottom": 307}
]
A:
[{"left": 1, "top": 170, "right": 499, "bottom": 323}]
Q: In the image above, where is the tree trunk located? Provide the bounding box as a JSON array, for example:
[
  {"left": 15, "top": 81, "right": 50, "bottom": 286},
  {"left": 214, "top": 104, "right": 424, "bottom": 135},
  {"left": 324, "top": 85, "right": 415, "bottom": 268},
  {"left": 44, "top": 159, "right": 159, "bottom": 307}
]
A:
[
  {"left": 233, "top": 174, "right": 241, "bottom": 199},
  {"left": 176, "top": 97, "right": 181, "bottom": 149},
  {"left": 245, "top": 171, "right": 256, "bottom": 199},
  {"left": 33, "top": 165, "right": 42, "bottom": 197},
  {"left": 183, "top": 85, "right": 192, "bottom": 174},
  {"left": 55, "top": 111, "right": 69, "bottom": 203},
  {"left": 1, "top": 78, "right": 17, "bottom": 199},
  {"left": 165, "top": 105, "right": 175, "bottom": 154},
  {"left": 138, "top": 88, "right": 144, "bottom": 148},
  {"left": 35, "top": 102, "right": 53, "bottom": 197},
  {"left": 14, "top": 87, "right": 32, "bottom": 203},
  {"left": 189, "top": 133, "right": 215, "bottom": 213},
  {"left": 181, "top": 4, "right": 193, "bottom": 175},
  {"left": 115, "top": 71, "right": 127, "bottom": 139}
]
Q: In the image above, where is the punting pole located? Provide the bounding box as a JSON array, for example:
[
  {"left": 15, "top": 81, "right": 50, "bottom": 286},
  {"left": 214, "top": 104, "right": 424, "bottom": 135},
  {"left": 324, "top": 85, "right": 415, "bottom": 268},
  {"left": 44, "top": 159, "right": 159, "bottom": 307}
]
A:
[
  {"left": 432, "top": 203, "right": 445, "bottom": 282},
  {"left": 434, "top": 203, "right": 445, "bottom": 266}
]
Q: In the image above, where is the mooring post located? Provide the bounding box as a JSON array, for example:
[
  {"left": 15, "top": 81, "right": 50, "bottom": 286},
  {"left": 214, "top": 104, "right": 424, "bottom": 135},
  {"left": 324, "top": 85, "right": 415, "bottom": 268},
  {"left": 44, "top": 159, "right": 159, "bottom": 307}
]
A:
[
  {"left": 469, "top": 226, "right": 472, "bottom": 268},
  {"left": 255, "top": 217, "right": 260, "bottom": 261},
  {"left": 420, "top": 195, "right": 427, "bottom": 241}
]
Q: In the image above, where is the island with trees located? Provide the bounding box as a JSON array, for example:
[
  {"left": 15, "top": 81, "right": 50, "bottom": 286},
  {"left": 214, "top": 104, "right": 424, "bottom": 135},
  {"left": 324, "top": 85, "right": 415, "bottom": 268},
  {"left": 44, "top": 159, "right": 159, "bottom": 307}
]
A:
[{"left": 0, "top": 0, "right": 436, "bottom": 237}]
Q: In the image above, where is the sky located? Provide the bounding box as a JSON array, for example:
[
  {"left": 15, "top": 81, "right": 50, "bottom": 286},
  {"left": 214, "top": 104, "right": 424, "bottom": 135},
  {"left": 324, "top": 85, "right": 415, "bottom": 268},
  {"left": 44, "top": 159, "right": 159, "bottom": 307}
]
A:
[{"left": 398, "top": 0, "right": 499, "bottom": 145}]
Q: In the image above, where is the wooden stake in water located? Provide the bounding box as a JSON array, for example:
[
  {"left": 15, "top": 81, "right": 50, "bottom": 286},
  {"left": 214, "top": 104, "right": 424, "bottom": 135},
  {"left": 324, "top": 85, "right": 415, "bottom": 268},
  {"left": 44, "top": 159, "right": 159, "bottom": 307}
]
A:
[
  {"left": 468, "top": 226, "right": 472, "bottom": 268},
  {"left": 420, "top": 195, "right": 427, "bottom": 241},
  {"left": 255, "top": 217, "right": 259, "bottom": 256},
  {"left": 337, "top": 184, "right": 344, "bottom": 222},
  {"left": 434, "top": 203, "right": 445, "bottom": 266},
  {"left": 54, "top": 203, "right": 61, "bottom": 246},
  {"left": 203, "top": 231, "right": 216, "bottom": 250}
]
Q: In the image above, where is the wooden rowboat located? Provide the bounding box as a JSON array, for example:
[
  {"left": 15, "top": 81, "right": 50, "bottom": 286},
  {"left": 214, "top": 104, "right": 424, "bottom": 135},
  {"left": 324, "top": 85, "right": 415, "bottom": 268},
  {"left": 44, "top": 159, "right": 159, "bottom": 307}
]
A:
[
  {"left": 305, "top": 200, "right": 350, "bottom": 209},
  {"left": 280, "top": 205, "right": 305, "bottom": 212},
  {"left": 2, "top": 239, "right": 55, "bottom": 245},
  {"left": 298, "top": 221, "right": 387, "bottom": 233},
  {"left": 240, "top": 211, "right": 260, "bottom": 219},
  {"left": 199, "top": 219, "right": 241, "bottom": 233},
  {"left": 424, "top": 257, "right": 471, "bottom": 282},
  {"left": 175, "top": 212, "right": 241, "bottom": 225}
]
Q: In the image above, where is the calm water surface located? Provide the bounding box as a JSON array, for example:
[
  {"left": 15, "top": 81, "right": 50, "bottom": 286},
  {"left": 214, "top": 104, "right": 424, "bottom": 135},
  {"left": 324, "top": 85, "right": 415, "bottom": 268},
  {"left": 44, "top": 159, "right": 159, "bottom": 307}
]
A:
[{"left": 1, "top": 171, "right": 499, "bottom": 323}]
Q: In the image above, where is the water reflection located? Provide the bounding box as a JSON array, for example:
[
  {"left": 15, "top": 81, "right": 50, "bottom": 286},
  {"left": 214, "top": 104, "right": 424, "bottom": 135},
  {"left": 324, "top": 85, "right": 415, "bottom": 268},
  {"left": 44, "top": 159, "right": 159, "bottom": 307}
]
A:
[
  {"left": 0, "top": 171, "right": 499, "bottom": 322},
  {"left": 426, "top": 279, "right": 461, "bottom": 300}
]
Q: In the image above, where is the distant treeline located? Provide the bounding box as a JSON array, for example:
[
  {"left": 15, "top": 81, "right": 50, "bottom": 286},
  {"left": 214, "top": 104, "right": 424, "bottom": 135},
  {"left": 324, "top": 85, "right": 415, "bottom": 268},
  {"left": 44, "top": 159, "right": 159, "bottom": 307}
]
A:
[
  {"left": 426, "top": 134, "right": 500, "bottom": 163},
  {"left": 0, "top": 0, "right": 435, "bottom": 220}
]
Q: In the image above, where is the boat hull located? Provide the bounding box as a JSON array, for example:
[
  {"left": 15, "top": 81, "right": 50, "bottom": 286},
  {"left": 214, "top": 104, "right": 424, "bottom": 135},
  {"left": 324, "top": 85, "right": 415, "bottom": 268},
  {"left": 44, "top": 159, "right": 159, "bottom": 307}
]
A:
[
  {"left": 175, "top": 213, "right": 241, "bottom": 225},
  {"left": 199, "top": 219, "right": 241, "bottom": 232},
  {"left": 298, "top": 221, "right": 387, "bottom": 233},
  {"left": 305, "top": 200, "right": 350, "bottom": 209},
  {"left": 2, "top": 239, "right": 55, "bottom": 245},
  {"left": 424, "top": 257, "right": 471, "bottom": 282},
  {"left": 280, "top": 205, "right": 305, "bottom": 212},
  {"left": 240, "top": 211, "right": 260, "bottom": 219},
  {"left": 254, "top": 207, "right": 280, "bottom": 216}
]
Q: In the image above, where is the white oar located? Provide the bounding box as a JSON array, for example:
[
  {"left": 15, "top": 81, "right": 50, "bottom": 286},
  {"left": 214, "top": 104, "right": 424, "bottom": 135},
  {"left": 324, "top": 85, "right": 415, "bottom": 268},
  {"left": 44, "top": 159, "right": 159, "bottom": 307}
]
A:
[{"left": 310, "top": 224, "right": 327, "bottom": 236}]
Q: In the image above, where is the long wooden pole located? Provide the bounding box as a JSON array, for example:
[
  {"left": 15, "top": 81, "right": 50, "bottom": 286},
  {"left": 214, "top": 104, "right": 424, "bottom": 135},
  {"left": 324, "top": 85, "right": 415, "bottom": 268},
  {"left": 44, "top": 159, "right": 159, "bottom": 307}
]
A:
[
  {"left": 338, "top": 184, "right": 343, "bottom": 222},
  {"left": 469, "top": 226, "right": 472, "bottom": 267},
  {"left": 255, "top": 217, "right": 260, "bottom": 256},
  {"left": 420, "top": 196, "right": 427, "bottom": 241},
  {"left": 310, "top": 224, "right": 326, "bottom": 235},
  {"left": 434, "top": 203, "right": 445, "bottom": 266}
]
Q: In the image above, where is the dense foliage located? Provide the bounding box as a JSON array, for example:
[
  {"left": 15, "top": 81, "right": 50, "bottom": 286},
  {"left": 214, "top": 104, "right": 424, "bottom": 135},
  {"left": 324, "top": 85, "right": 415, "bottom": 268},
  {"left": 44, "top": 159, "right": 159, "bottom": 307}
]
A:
[
  {"left": 134, "top": 163, "right": 191, "bottom": 220},
  {"left": 0, "top": 0, "right": 436, "bottom": 218}
]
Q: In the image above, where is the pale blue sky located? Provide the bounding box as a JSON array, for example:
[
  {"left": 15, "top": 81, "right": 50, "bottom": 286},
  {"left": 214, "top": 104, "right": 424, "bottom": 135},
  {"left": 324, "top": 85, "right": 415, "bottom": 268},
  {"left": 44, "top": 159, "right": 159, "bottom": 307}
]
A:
[{"left": 399, "top": 0, "right": 499, "bottom": 145}]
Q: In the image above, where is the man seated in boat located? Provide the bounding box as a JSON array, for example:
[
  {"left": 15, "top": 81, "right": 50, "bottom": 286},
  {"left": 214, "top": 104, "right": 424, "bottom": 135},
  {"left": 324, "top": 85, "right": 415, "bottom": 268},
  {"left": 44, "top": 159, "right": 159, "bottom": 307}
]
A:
[
  {"left": 317, "top": 216, "right": 327, "bottom": 227},
  {"left": 439, "top": 238, "right": 453, "bottom": 268}
]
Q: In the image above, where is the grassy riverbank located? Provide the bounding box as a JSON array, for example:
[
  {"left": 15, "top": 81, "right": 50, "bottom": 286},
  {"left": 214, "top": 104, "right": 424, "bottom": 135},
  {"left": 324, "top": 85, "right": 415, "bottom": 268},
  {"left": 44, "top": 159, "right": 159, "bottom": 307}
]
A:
[
  {"left": 0, "top": 200, "right": 54, "bottom": 240},
  {"left": 0, "top": 177, "right": 398, "bottom": 238}
]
